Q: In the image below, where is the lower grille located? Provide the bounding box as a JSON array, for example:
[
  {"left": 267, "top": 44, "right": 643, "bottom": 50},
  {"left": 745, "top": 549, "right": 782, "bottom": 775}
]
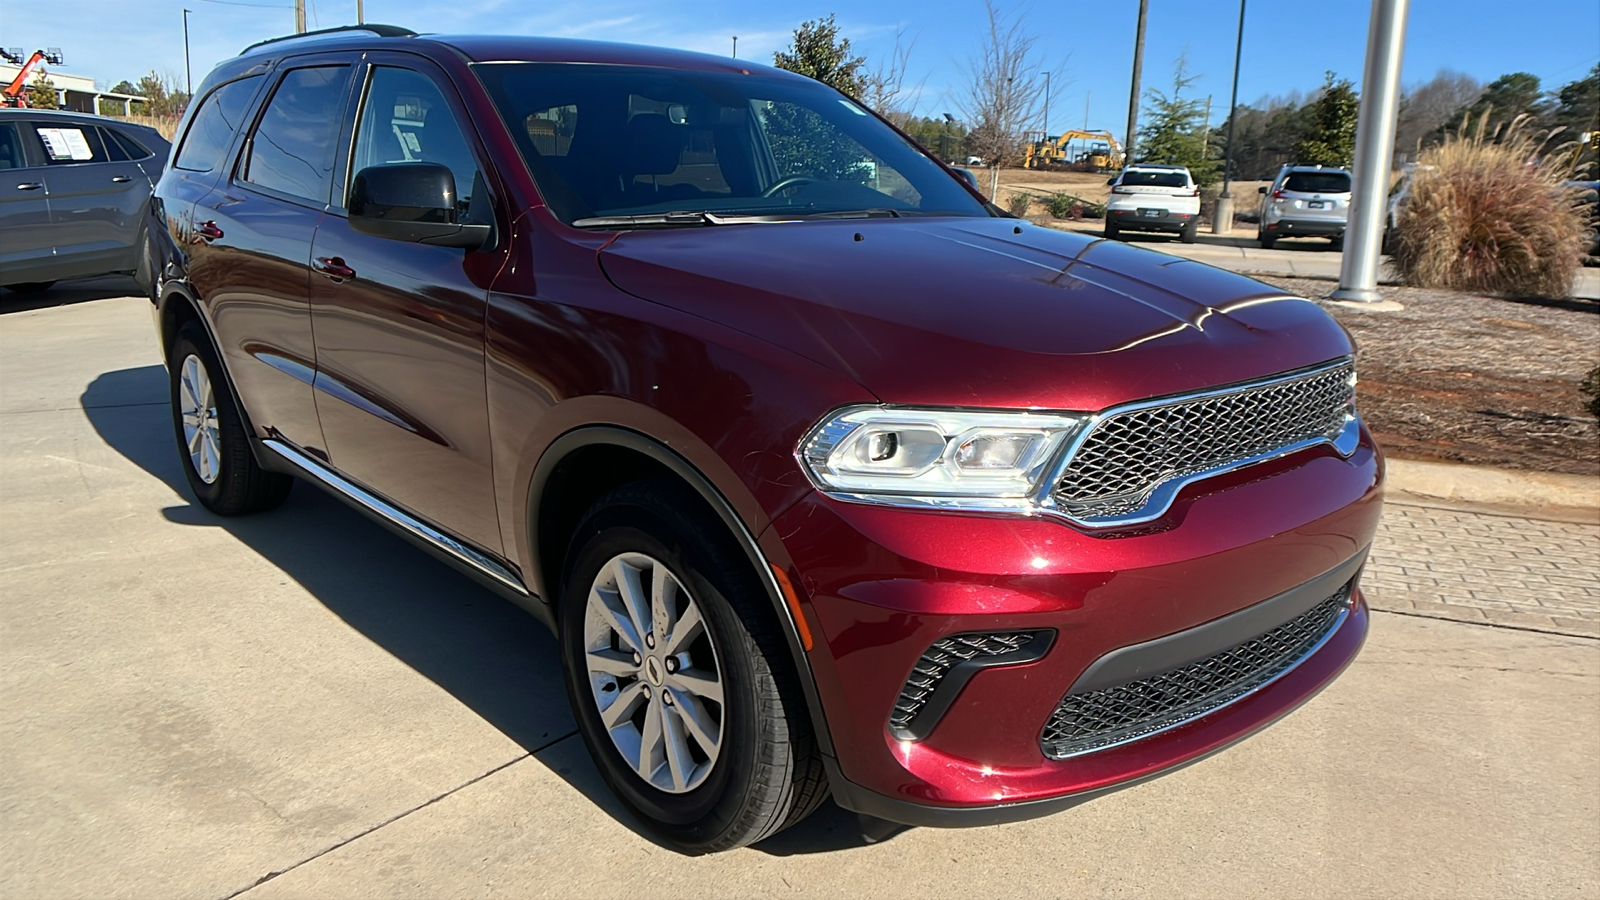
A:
[
  {"left": 1040, "top": 588, "right": 1351, "bottom": 759},
  {"left": 890, "top": 632, "right": 1041, "bottom": 738}
]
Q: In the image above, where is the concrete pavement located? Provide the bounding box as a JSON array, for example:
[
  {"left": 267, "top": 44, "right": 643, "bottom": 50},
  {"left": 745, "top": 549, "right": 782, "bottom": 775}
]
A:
[{"left": 3, "top": 284, "right": 1598, "bottom": 898}]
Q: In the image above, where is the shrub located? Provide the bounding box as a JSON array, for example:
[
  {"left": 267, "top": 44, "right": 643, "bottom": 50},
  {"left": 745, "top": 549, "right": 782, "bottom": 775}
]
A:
[
  {"left": 1043, "top": 192, "right": 1105, "bottom": 219},
  {"left": 1390, "top": 112, "right": 1588, "bottom": 298},
  {"left": 1583, "top": 365, "right": 1600, "bottom": 421},
  {"left": 1005, "top": 192, "right": 1032, "bottom": 217}
]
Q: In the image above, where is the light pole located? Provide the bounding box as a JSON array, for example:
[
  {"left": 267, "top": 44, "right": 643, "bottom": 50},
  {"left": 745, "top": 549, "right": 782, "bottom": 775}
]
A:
[
  {"left": 357, "top": 0, "right": 364, "bottom": 24},
  {"left": 731, "top": 36, "right": 737, "bottom": 58},
  {"left": 1331, "top": 0, "right": 1410, "bottom": 307},
  {"left": 1213, "top": 0, "right": 1246, "bottom": 234},
  {"left": 1125, "top": 0, "right": 1148, "bottom": 162},
  {"left": 182, "top": 8, "right": 193, "bottom": 100}
]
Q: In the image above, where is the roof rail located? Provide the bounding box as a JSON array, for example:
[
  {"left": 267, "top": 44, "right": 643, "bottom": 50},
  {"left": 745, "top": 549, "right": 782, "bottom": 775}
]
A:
[{"left": 240, "top": 24, "right": 417, "bottom": 55}]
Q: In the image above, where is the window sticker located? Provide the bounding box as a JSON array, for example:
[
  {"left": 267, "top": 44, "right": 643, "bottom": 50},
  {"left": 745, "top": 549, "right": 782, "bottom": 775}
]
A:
[{"left": 38, "top": 127, "right": 95, "bottom": 161}]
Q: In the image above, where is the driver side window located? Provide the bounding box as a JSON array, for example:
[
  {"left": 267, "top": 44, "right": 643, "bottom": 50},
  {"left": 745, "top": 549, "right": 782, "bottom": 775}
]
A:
[{"left": 350, "top": 66, "right": 484, "bottom": 220}]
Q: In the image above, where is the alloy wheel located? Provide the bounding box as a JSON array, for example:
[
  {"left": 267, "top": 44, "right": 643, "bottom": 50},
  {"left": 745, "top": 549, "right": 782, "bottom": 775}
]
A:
[
  {"left": 583, "top": 552, "right": 724, "bottom": 793},
  {"left": 178, "top": 353, "right": 222, "bottom": 485}
]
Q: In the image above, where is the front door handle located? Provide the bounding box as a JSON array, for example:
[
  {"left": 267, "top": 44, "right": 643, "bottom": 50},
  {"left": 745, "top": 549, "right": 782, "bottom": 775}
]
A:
[
  {"left": 313, "top": 256, "right": 356, "bottom": 281},
  {"left": 111, "top": 175, "right": 133, "bottom": 183},
  {"left": 16, "top": 182, "right": 43, "bottom": 191},
  {"left": 195, "top": 220, "right": 224, "bottom": 242}
]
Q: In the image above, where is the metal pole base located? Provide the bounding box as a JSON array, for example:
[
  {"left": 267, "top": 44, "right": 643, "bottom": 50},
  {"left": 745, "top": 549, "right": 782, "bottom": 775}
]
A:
[
  {"left": 1212, "top": 196, "right": 1234, "bottom": 235},
  {"left": 1327, "top": 287, "right": 1404, "bottom": 311}
]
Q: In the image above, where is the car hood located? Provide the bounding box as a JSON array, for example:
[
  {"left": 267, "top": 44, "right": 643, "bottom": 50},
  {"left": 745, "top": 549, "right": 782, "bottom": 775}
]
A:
[{"left": 597, "top": 217, "right": 1354, "bottom": 410}]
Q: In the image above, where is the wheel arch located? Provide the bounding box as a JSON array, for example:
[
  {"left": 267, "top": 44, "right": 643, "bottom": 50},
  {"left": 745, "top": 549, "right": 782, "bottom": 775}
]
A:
[{"left": 527, "top": 425, "right": 835, "bottom": 756}]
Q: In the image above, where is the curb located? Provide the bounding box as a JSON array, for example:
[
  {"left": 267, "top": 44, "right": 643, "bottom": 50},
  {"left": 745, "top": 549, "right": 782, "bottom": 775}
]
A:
[{"left": 1385, "top": 457, "right": 1600, "bottom": 521}]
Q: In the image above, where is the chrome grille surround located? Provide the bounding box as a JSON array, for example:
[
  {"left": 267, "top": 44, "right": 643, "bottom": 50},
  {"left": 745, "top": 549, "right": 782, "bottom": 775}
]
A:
[
  {"left": 890, "top": 632, "right": 1040, "bottom": 737},
  {"left": 1039, "top": 586, "right": 1352, "bottom": 760},
  {"left": 1042, "top": 358, "right": 1357, "bottom": 527}
]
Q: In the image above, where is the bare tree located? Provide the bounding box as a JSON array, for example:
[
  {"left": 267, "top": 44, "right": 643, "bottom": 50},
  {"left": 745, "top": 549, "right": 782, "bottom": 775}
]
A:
[
  {"left": 958, "top": 0, "right": 1049, "bottom": 196},
  {"left": 861, "top": 27, "right": 923, "bottom": 129},
  {"left": 1394, "top": 69, "right": 1483, "bottom": 159}
]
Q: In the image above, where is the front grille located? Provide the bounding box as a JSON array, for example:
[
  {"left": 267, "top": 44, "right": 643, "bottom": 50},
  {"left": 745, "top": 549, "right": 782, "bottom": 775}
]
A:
[
  {"left": 1040, "top": 588, "right": 1350, "bottom": 759},
  {"left": 890, "top": 632, "right": 1039, "bottom": 736},
  {"left": 1052, "top": 360, "right": 1355, "bottom": 520}
]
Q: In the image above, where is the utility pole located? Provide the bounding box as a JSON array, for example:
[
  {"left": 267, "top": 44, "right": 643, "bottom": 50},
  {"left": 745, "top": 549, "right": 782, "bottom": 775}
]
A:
[
  {"left": 182, "top": 8, "right": 192, "bottom": 99},
  {"left": 731, "top": 36, "right": 737, "bottom": 58},
  {"left": 1201, "top": 94, "right": 1212, "bottom": 156},
  {"left": 1331, "top": 0, "right": 1410, "bottom": 307},
  {"left": 1124, "top": 0, "right": 1149, "bottom": 163},
  {"left": 1213, "top": 0, "right": 1247, "bottom": 234},
  {"left": 1083, "top": 90, "right": 1090, "bottom": 131},
  {"left": 294, "top": 0, "right": 306, "bottom": 34},
  {"left": 357, "top": 0, "right": 364, "bottom": 24},
  {"left": 1043, "top": 71, "right": 1050, "bottom": 139}
]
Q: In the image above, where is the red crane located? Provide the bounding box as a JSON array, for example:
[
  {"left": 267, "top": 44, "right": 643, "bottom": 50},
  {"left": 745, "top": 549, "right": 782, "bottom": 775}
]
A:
[{"left": 2, "top": 48, "right": 66, "bottom": 108}]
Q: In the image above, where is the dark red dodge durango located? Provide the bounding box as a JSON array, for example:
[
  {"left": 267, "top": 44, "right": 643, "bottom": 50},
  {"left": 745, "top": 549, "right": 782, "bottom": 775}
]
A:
[{"left": 145, "top": 25, "right": 1383, "bottom": 853}]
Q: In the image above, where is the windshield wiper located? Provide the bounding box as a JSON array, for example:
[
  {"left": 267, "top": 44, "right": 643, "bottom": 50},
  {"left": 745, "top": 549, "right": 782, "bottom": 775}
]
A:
[{"left": 571, "top": 211, "right": 713, "bottom": 229}]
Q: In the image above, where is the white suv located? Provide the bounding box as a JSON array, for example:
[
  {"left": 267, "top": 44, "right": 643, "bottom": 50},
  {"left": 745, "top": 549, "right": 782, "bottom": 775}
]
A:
[
  {"left": 1103, "top": 165, "right": 1201, "bottom": 242},
  {"left": 1257, "top": 164, "right": 1352, "bottom": 249}
]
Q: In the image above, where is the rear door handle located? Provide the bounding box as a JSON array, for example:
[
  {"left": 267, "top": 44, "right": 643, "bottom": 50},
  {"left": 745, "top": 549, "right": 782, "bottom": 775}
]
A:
[
  {"left": 16, "top": 182, "right": 43, "bottom": 191},
  {"left": 196, "top": 221, "right": 224, "bottom": 242},
  {"left": 111, "top": 175, "right": 133, "bottom": 183},
  {"left": 313, "top": 256, "right": 356, "bottom": 281}
]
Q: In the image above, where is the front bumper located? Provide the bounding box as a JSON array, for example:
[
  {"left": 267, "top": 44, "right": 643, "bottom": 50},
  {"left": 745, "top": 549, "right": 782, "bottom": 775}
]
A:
[{"left": 763, "top": 426, "right": 1383, "bottom": 825}]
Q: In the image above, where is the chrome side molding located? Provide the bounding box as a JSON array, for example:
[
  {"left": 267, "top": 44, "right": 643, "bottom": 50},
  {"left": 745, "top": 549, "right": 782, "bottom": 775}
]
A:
[{"left": 259, "top": 438, "right": 530, "bottom": 597}]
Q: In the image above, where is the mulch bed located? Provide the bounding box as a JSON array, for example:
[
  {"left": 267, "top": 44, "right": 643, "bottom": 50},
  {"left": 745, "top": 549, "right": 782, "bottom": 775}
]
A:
[{"left": 1248, "top": 276, "right": 1599, "bottom": 476}]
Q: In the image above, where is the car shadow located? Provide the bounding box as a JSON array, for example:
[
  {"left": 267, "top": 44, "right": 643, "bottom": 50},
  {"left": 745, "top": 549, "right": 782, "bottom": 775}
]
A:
[
  {"left": 1, "top": 275, "right": 145, "bottom": 314},
  {"left": 80, "top": 364, "right": 904, "bottom": 856}
]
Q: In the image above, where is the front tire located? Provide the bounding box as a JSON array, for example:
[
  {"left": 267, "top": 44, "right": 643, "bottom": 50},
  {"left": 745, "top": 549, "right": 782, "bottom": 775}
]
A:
[
  {"left": 168, "top": 320, "right": 292, "bottom": 515},
  {"left": 558, "top": 480, "right": 826, "bottom": 853}
]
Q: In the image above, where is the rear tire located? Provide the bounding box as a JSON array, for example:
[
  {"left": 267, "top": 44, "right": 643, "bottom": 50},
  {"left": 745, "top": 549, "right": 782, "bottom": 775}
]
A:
[
  {"left": 1259, "top": 235, "right": 1276, "bottom": 250},
  {"left": 168, "top": 320, "right": 292, "bottom": 516},
  {"left": 1180, "top": 218, "right": 1198, "bottom": 243},
  {"left": 1330, "top": 235, "right": 1345, "bottom": 251},
  {"left": 3, "top": 281, "right": 56, "bottom": 294},
  {"left": 1103, "top": 219, "right": 1121, "bottom": 241},
  {"left": 558, "top": 479, "right": 827, "bottom": 853}
]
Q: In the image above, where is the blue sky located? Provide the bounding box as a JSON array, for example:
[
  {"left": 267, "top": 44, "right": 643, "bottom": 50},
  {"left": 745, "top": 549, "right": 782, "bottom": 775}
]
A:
[{"left": 8, "top": 0, "right": 1598, "bottom": 130}]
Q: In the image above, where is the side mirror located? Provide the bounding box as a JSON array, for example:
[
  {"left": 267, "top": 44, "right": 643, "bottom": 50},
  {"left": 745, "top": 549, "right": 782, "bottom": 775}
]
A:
[
  {"left": 1258, "top": 186, "right": 1268, "bottom": 194},
  {"left": 955, "top": 167, "right": 979, "bottom": 189},
  {"left": 1106, "top": 177, "right": 1116, "bottom": 185},
  {"left": 349, "top": 163, "right": 491, "bottom": 249}
]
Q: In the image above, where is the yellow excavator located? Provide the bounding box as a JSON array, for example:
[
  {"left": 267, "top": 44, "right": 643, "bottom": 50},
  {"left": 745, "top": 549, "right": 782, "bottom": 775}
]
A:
[{"left": 1023, "top": 130, "right": 1125, "bottom": 173}]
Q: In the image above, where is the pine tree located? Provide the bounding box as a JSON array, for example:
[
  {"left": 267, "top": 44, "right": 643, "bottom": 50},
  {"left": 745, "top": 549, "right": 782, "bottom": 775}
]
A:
[
  {"left": 27, "top": 72, "right": 59, "bottom": 109},
  {"left": 1137, "top": 57, "right": 1218, "bottom": 186},
  {"left": 1293, "top": 73, "right": 1359, "bottom": 167}
]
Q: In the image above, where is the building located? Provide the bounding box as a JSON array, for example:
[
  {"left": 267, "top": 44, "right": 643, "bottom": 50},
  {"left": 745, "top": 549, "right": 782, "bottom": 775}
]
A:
[{"left": 1, "top": 61, "right": 146, "bottom": 114}]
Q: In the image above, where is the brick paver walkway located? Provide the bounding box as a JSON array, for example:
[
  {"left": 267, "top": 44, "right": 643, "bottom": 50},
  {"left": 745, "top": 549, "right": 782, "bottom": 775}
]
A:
[{"left": 1364, "top": 501, "right": 1600, "bottom": 637}]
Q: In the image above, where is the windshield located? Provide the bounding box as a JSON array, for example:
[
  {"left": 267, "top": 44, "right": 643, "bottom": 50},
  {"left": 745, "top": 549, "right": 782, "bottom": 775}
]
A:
[
  {"left": 1283, "top": 172, "right": 1351, "bottom": 194},
  {"left": 474, "top": 63, "right": 989, "bottom": 225}
]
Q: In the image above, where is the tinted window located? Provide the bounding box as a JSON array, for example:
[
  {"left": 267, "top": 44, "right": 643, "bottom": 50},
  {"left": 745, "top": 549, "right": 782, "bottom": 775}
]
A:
[
  {"left": 0, "top": 122, "right": 25, "bottom": 170},
  {"left": 29, "top": 123, "right": 109, "bottom": 165},
  {"left": 350, "top": 66, "right": 481, "bottom": 216},
  {"left": 1119, "top": 170, "right": 1188, "bottom": 188},
  {"left": 477, "top": 63, "right": 987, "bottom": 223},
  {"left": 242, "top": 66, "right": 349, "bottom": 203},
  {"left": 105, "top": 128, "right": 153, "bottom": 161},
  {"left": 175, "top": 76, "right": 262, "bottom": 172},
  {"left": 1283, "top": 172, "right": 1351, "bottom": 193}
]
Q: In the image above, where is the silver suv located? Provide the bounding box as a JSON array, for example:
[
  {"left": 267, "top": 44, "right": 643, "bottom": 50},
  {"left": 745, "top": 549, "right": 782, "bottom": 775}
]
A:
[{"left": 1257, "top": 164, "right": 1352, "bottom": 249}]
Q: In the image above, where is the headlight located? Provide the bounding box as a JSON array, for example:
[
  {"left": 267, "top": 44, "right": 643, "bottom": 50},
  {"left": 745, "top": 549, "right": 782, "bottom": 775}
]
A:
[{"left": 799, "top": 406, "right": 1086, "bottom": 508}]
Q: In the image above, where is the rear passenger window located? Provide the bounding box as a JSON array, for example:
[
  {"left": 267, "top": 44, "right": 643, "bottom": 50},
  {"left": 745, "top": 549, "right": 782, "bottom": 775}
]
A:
[
  {"left": 175, "top": 76, "right": 262, "bottom": 172},
  {"left": 0, "top": 122, "right": 24, "bottom": 170},
  {"left": 29, "top": 124, "right": 108, "bottom": 165},
  {"left": 243, "top": 66, "right": 350, "bottom": 204}
]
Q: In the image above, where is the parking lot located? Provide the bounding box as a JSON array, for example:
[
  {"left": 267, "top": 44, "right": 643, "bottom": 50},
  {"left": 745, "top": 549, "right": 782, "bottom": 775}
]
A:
[{"left": 3, "top": 280, "right": 1598, "bottom": 899}]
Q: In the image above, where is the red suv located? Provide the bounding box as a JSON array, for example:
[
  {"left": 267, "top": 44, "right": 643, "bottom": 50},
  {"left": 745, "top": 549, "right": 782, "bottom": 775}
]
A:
[{"left": 147, "top": 26, "right": 1382, "bottom": 852}]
